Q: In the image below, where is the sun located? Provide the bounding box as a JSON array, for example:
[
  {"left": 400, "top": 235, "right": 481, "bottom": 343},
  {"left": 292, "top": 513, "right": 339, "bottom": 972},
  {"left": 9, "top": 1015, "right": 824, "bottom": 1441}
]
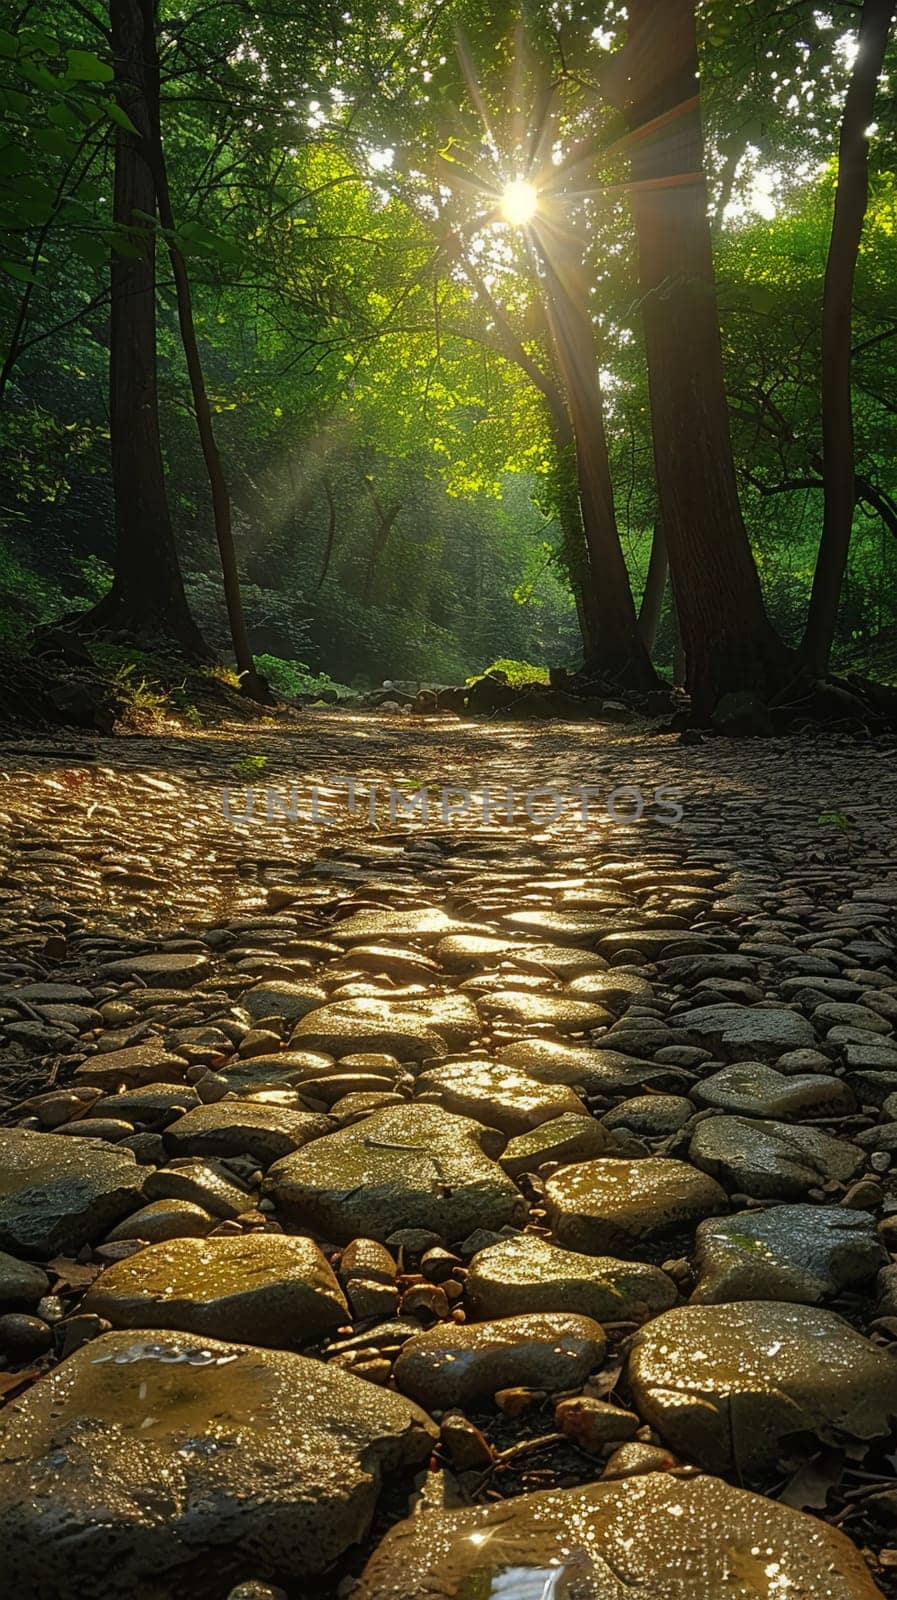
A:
[{"left": 500, "top": 177, "right": 538, "bottom": 226}]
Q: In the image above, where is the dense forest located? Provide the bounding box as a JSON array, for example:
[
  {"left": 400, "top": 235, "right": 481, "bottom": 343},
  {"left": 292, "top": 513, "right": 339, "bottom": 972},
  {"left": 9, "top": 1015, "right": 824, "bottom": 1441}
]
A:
[{"left": 1, "top": 0, "right": 896, "bottom": 716}]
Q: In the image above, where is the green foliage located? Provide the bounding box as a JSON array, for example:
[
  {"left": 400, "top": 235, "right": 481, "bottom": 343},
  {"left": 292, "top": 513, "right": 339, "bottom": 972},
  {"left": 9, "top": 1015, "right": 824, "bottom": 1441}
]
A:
[
  {"left": 474, "top": 658, "right": 550, "bottom": 687},
  {"left": 2, "top": 0, "right": 896, "bottom": 692},
  {"left": 254, "top": 654, "right": 351, "bottom": 700}
]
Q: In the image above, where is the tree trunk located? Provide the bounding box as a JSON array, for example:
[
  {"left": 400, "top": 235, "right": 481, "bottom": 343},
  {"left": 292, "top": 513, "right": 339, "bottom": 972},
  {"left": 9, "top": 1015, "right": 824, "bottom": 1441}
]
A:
[
  {"left": 82, "top": 0, "right": 206, "bottom": 653},
  {"left": 536, "top": 245, "right": 658, "bottom": 689},
  {"left": 638, "top": 517, "right": 668, "bottom": 654},
  {"left": 551, "top": 424, "right": 600, "bottom": 662},
  {"left": 144, "top": 17, "right": 268, "bottom": 701},
  {"left": 312, "top": 477, "right": 338, "bottom": 593},
  {"left": 622, "top": 0, "right": 792, "bottom": 716},
  {"left": 361, "top": 482, "right": 401, "bottom": 605},
  {"left": 802, "top": 0, "right": 895, "bottom": 675},
  {"left": 464, "top": 257, "right": 649, "bottom": 681}
]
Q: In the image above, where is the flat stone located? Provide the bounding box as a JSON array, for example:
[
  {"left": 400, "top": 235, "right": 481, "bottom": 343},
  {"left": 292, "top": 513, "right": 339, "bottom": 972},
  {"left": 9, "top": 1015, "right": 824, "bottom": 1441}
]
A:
[
  {"left": 3, "top": 983, "right": 95, "bottom": 1005},
  {"left": 777, "top": 1048, "right": 838, "bottom": 1074},
  {"left": 435, "top": 934, "right": 525, "bottom": 970},
  {"left": 84, "top": 1234, "right": 348, "bottom": 1343},
  {"left": 238, "top": 982, "right": 326, "bottom": 1023},
  {"left": 691, "top": 1205, "right": 885, "bottom": 1304},
  {"left": 353, "top": 1471, "right": 884, "bottom": 1600},
  {"left": 816, "top": 1001, "right": 893, "bottom": 1034},
  {"left": 509, "top": 945, "right": 612, "bottom": 979},
  {"left": 73, "top": 1043, "right": 190, "bottom": 1089},
  {"left": 690, "top": 1063, "right": 852, "bottom": 1118},
  {"left": 602, "top": 1095, "right": 694, "bottom": 1138},
  {"left": 466, "top": 1234, "right": 676, "bottom": 1323},
  {"left": 100, "top": 953, "right": 211, "bottom": 986},
  {"left": 845, "top": 1040, "right": 897, "bottom": 1070},
  {"left": 477, "top": 991, "right": 612, "bottom": 1031},
  {"left": 92, "top": 1084, "right": 201, "bottom": 1127},
  {"left": 0, "top": 1330, "right": 436, "bottom": 1594},
  {"left": 291, "top": 995, "right": 479, "bottom": 1059},
  {"left": 0, "top": 1129, "right": 144, "bottom": 1258},
  {"left": 674, "top": 1004, "right": 816, "bottom": 1059},
  {"left": 500, "top": 910, "right": 614, "bottom": 943},
  {"left": 216, "top": 1051, "right": 336, "bottom": 1092},
  {"left": 143, "top": 1160, "right": 256, "bottom": 1219},
  {"left": 545, "top": 1158, "right": 727, "bottom": 1253},
  {"left": 415, "top": 1061, "right": 586, "bottom": 1135},
  {"left": 0, "top": 1249, "right": 50, "bottom": 1305},
  {"left": 331, "top": 908, "right": 461, "bottom": 945},
  {"left": 497, "top": 1039, "right": 688, "bottom": 1095},
  {"left": 164, "top": 1104, "right": 332, "bottom": 1165},
  {"left": 600, "top": 930, "right": 724, "bottom": 958},
  {"left": 689, "top": 1116, "right": 864, "bottom": 1199},
  {"left": 264, "top": 1104, "right": 527, "bottom": 1244},
  {"left": 628, "top": 1302, "right": 897, "bottom": 1472},
  {"left": 105, "top": 1198, "right": 217, "bottom": 1244},
  {"left": 499, "top": 1114, "right": 611, "bottom": 1177},
  {"left": 393, "top": 1312, "right": 604, "bottom": 1409}
]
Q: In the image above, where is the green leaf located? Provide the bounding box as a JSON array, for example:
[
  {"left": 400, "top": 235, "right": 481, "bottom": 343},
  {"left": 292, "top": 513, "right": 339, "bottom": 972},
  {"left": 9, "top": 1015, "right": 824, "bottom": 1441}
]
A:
[
  {"left": 48, "top": 102, "right": 83, "bottom": 130},
  {"left": 65, "top": 48, "right": 114, "bottom": 83},
  {"left": 0, "top": 29, "right": 17, "bottom": 57},
  {"left": 35, "top": 126, "right": 74, "bottom": 156},
  {"left": 1, "top": 259, "right": 38, "bottom": 283},
  {"left": 102, "top": 98, "right": 140, "bottom": 135},
  {"left": 0, "top": 145, "right": 30, "bottom": 175},
  {"left": 71, "top": 234, "right": 107, "bottom": 268}
]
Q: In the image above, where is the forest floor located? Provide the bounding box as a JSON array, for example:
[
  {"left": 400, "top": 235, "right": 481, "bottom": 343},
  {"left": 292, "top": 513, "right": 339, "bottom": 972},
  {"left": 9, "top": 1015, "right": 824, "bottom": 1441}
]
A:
[{"left": 1, "top": 710, "right": 897, "bottom": 1598}]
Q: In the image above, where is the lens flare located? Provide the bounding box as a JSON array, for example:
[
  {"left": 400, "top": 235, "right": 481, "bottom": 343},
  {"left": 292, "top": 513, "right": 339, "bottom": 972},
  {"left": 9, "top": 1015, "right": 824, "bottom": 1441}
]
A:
[{"left": 500, "top": 177, "right": 538, "bottom": 226}]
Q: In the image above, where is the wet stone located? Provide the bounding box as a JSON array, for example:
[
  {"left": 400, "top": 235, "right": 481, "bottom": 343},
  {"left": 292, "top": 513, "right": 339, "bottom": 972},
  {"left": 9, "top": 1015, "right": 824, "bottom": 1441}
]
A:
[
  {"left": 238, "top": 982, "right": 327, "bottom": 1023},
  {"left": 105, "top": 1198, "right": 218, "bottom": 1244},
  {"left": 690, "top": 1062, "right": 852, "bottom": 1119},
  {"left": 143, "top": 1160, "right": 257, "bottom": 1220},
  {"left": 465, "top": 1233, "right": 676, "bottom": 1324},
  {"left": 414, "top": 1060, "right": 586, "bottom": 1135},
  {"left": 477, "top": 990, "right": 613, "bottom": 1032},
  {"left": 73, "top": 1042, "right": 190, "bottom": 1089},
  {"left": 691, "top": 1205, "right": 884, "bottom": 1305},
  {"left": 628, "top": 1301, "right": 897, "bottom": 1473},
  {"left": 290, "top": 995, "right": 479, "bottom": 1060},
  {"left": 393, "top": 1312, "right": 605, "bottom": 1410},
  {"left": 91, "top": 1083, "right": 201, "bottom": 1127},
  {"left": 84, "top": 1234, "right": 348, "bottom": 1344},
  {"left": 0, "top": 1250, "right": 50, "bottom": 1305},
  {"left": 331, "top": 908, "right": 462, "bottom": 945},
  {"left": 264, "top": 1103, "right": 527, "bottom": 1244},
  {"left": 545, "top": 1157, "right": 728, "bottom": 1253},
  {"left": 0, "top": 1128, "right": 144, "bottom": 1258},
  {"left": 100, "top": 952, "right": 212, "bottom": 986},
  {"left": 602, "top": 1095, "right": 694, "bottom": 1138},
  {"left": 499, "top": 1113, "right": 611, "bottom": 1177},
  {"left": 674, "top": 1003, "right": 816, "bottom": 1059},
  {"left": 163, "top": 1103, "right": 333, "bottom": 1166},
  {"left": 0, "top": 1330, "right": 437, "bottom": 1595},
  {"left": 352, "top": 1471, "right": 884, "bottom": 1600},
  {"left": 689, "top": 1116, "right": 865, "bottom": 1199},
  {"left": 215, "top": 1051, "right": 336, "bottom": 1092},
  {"left": 497, "top": 1039, "right": 688, "bottom": 1096}
]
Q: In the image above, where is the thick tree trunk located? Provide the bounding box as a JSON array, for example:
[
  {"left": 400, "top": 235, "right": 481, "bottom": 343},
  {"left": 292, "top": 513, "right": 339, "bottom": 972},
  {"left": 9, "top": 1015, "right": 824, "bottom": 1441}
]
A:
[
  {"left": 637, "top": 517, "right": 668, "bottom": 653},
  {"left": 550, "top": 424, "right": 600, "bottom": 662},
  {"left": 623, "top": 0, "right": 791, "bottom": 716},
  {"left": 536, "top": 244, "right": 658, "bottom": 690},
  {"left": 802, "top": 0, "right": 895, "bottom": 674},
  {"left": 465, "top": 257, "right": 650, "bottom": 682},
  {"left": 84, "top": 0, "right": 206, "bottom": 653}
]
